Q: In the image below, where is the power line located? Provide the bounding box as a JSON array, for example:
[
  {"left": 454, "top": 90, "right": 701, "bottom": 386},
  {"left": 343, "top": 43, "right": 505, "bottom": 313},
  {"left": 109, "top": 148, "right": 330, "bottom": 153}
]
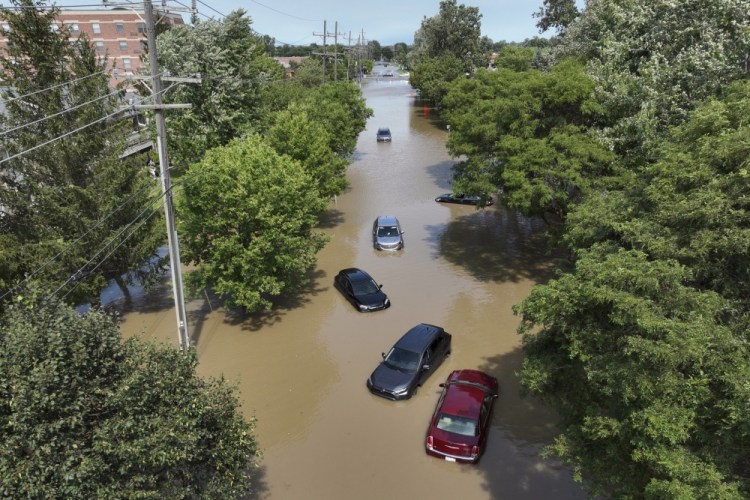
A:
[
  {"left": 0, "top": 70, "right": 110, "bottom": 104},
  {"left": 249, "top": 0, "right": 320, "bottom": 22},
  {"left": 195, "top": 0, "right": 224, "bottom": 18},
  {"left": 51, "top": 196, "right": 164, "bottom": 301},
  {"left": 0, "top": 178, "right": 161, "bottom": 302},
  {"left": 0, "top": 82, "right": 176, "bottom": 167},
  {"left": 0, "top": 88, "right": 121, "bottom": 136}
]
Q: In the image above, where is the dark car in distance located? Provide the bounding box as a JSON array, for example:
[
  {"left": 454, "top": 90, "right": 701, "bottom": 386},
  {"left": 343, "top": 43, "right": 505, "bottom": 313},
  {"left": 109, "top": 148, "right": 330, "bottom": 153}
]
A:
[
  {"left": 334, "top": 268, "right": 390, "bottom": 312},
  {"left": 435, "top": 193, "right": 493, "bottom": 206},
  {"left": 372, "top": 215, "right": 404, "bottom": 251},
  {"left": 376, "top": 127, "right": 392, "bottom": 142},
  {"left": 425, "top": 369, "right": 498, "bottom": 464},
  {"left": 367, "top": 323, "right": 451, "bottom": 400}
]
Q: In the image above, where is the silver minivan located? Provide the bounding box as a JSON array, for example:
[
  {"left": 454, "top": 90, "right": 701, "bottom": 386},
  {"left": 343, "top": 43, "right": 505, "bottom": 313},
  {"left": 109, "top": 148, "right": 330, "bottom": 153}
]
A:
[{"left": 372, "top": 215, "right": 404, "bottom": 250}]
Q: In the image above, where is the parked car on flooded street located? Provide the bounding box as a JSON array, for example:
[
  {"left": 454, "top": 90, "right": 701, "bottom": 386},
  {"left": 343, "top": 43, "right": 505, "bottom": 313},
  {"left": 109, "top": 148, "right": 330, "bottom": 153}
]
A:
[
  {"left": 425, "top": 369, "right": 498, "bottom": 464},
  {"left": 367, "top": 323, "right": 451, "bottom": 400},
  {"left": 435, "top": 192, "right": 493, "bottom": 206},
  {"left": 334, "top": 268, "right": 390, "bottom": 312},
  {"left": 376, "top": 127, "right": 392, "bottom": 142},
  {"left": 372, "top": 215, "right": 404, "bottom": 250}
]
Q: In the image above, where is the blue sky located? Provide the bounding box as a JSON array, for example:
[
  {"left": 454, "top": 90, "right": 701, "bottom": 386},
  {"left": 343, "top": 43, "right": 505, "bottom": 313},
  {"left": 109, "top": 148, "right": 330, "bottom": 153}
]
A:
[{"left": 198, "top": 0, "right": 554, "bottom": 46}]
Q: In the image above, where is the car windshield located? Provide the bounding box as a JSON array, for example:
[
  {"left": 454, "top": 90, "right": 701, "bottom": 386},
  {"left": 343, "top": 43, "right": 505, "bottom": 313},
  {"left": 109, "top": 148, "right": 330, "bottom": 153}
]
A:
[
  {"left": 383, "top": 347, "right": 421, "bottom": 372},
  {"left": 436, "top": 413, "right": 478, "bottom": 436},
  {"left": 377, "top": 226, "right": 399, "bottom": 237},
  {"left": 352, "top": 279, "right": 380, "bottom": 295}
]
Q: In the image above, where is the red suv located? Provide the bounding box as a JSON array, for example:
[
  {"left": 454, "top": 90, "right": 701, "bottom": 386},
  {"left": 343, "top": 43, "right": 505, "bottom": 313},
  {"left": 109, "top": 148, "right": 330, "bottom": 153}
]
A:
[{"left": 425, "top": 369, "right": 498, "bottom": 464}]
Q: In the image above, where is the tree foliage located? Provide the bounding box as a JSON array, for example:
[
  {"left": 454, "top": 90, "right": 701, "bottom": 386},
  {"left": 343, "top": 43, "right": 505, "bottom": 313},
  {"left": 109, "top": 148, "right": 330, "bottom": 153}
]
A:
[
  {"left": 442, "top": 58, "right": 614, "bottom": 223},
  {"left": 408, "top": 0, "right": 489, "bottom": 105},
  {"left": 177, "top": 136, "right": 329, "bottom": 312},
  {"left": 0, "top": 0, "right": 163, "bottom": 307},
  {"left": 518, "top": 81, "right": 750, "bottom": 498},
  {"left": 154, "top": 10, "right": 286, "bottom": 170},
  {"left": 558, "top": 0, "right": 750, "bottom": 158},
  {"left": 0, "top": 298, "right": 258, "bottom": 498}
]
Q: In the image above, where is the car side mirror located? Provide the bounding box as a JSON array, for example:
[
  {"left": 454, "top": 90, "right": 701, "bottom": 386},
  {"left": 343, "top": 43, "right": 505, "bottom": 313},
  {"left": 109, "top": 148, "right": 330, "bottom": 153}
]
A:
[
  {"left": 381, "top": 352, "right": 386, "bottom": 359},
  {"left": 378, "top": 284, "right": 383, "bottom": 289},
  {"left": 439, "top": 383, "right": 446, "bottom": 388},
  {"left": 492, "top": 394, "right": 499, "bottom": 399},
  {"left": 422, "top": 364, "right": 430, "bottom": 371}
]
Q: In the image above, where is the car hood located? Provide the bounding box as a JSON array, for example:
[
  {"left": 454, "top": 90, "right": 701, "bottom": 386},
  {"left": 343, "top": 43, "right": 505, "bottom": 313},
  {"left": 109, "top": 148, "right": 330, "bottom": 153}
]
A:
[
  {"left": 359, "top": 290, "right": 388, "bottom": 307},
  {"left": 369, "top": 363, "right": 416, "bottom": 393},
  {"left": 376, "top": 236, "right": 401, "bottom": 245}
]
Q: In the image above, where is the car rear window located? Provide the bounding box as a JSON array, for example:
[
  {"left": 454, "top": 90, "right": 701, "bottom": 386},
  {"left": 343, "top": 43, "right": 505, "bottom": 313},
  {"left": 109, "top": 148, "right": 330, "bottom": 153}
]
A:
[{"left": 436, "top": 413, "right": 478, "bottom": 436}]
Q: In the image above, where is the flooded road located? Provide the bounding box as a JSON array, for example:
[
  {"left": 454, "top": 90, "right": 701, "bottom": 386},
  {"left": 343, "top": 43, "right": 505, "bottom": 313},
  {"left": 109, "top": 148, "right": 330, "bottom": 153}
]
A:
[{"left": 118, "top": 72, "right": 586, "bottom": 499}]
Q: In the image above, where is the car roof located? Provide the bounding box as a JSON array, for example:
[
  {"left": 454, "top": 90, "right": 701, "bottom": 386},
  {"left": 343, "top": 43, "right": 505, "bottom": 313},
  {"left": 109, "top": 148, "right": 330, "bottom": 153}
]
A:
[
  {"left": 377, "top": 127, "right": 390, "bottom": 133},
  {"left": 375, "top": 215, "right": 399, "bottom": 226},
  {"left": 394, "top": 323, "right": 444, "bottom": 352},
  {"left": 439, "top": 382, "right": 485, "bottom": 418},
  {"left": 340, "top": 267, "right": 373, "bottom": 282}
]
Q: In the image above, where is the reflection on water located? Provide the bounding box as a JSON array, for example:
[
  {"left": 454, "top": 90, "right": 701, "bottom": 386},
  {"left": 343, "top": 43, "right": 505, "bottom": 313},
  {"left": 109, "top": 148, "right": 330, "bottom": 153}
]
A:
[{"left": 117, "top": 74, "right": 585, "bottom": 500}]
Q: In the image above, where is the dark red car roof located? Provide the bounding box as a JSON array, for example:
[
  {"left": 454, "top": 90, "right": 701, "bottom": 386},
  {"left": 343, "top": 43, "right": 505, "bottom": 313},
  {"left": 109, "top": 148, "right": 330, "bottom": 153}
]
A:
[{"left": 439, "top": 369, "right": 498, "bottom": 417}]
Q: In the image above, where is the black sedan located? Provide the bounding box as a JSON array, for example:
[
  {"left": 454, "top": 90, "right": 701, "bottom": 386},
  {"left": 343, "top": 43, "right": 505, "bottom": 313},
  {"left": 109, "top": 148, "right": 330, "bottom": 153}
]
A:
[
  {"left": 334, "top": 268, "right": 390, "bottom": 312},
  {"left": 435, "top": 193, "right": 493, "bottom": 206}
]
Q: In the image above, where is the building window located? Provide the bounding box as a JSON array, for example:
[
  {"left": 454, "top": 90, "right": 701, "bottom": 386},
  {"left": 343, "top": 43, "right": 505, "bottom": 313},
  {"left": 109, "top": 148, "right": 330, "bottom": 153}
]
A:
[
  {"left": 119, "top": 40, "right": 128, "bottom": 51},
  {"left": 115, "top": 22, "right": 124, "bottom": 33},
  {"left": 92, "top": 22, "right": 101, "bottom": 34},
  {"left": 123, "top": 58, "right": 132, "bottom": 71},
  {"left": 95, "top": 41, "right": 105, "bottom": 52},
  {"left": 66, "top": 22, "right": 79, "bottom": 32},
  {"left": 137, "top": 22, "right": 146, "bottom": 33}
]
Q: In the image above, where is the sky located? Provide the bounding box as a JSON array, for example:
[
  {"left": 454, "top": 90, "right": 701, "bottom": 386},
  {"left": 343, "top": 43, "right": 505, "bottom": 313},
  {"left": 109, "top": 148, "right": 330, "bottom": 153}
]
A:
[{"left": 197, "top": 0, "right": 550, "bottom": 46}]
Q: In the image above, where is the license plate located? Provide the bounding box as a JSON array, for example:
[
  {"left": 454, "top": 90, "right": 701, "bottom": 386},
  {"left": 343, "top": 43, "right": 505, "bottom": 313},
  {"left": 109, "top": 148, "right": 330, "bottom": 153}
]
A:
[{"left": 445, "top": 457, "right": 456, "bottom": 462}]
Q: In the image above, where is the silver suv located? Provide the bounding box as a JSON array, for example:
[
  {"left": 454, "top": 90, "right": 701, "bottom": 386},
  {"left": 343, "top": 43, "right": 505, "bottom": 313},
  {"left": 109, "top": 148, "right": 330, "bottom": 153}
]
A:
[{"left": 372, "top": 215, "right": 404, "bottom": 250}]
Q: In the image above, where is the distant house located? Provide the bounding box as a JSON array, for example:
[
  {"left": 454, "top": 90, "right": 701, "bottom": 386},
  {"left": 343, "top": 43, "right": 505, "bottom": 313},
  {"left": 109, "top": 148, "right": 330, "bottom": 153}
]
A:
[{"left": 273, "top": 56, "right": 307, "bottom": 77}]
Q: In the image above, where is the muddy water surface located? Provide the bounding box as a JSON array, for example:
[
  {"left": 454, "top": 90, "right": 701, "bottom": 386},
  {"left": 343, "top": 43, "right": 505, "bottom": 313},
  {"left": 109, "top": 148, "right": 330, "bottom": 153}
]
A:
[{"left": 118, "top": 71, "right": 586, "bottom": 499}]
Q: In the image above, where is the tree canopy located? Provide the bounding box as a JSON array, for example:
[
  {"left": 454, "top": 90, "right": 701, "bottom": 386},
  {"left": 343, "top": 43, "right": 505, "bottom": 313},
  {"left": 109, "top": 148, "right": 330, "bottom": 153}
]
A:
[
  {"left": 177, "top": 135, "right": 329, "bottom": 312},
  {"left": 0, "top": 298, "right": 258, "bottom": 497},
  {"left": 0, "top": 0, "right": 163, "bottom": 308},
  {"left": 155, "top": 10, "right": 286, "bottom": 170}
]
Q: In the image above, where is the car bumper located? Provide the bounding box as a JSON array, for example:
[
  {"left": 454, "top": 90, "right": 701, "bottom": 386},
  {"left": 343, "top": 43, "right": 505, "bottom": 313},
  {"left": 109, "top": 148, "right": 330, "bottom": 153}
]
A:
[
  {"left": 425, "top": 447, "right": 478, "bottom": 464},
  {"left": 366, "top": 382, "right": 411, "bottom": 401}
]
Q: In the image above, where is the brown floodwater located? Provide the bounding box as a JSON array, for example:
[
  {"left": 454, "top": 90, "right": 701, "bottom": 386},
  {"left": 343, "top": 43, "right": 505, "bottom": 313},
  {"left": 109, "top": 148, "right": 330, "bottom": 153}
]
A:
[{"left": 117, "top": 69, "right": 586, "bottom": 499}]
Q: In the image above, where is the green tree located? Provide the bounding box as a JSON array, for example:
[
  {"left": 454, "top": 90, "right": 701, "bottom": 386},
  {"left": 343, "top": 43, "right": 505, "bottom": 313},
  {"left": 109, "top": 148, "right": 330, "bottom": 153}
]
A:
[
  {"left": 534, "top": 0, "right": 580, "bottom": 33},
  {"left": 408, "top": 54, "right": 465, "bottom": 107},
  {"left": 154, "top": 10, "right": 286, "bottom": 170},
  {"left": 442, "top": 58, "right": 614, "bottom": 223},
  {"left": 267, "top": 104, "right": 349, "bottom": 199},
  {"left": 517, "top": 81, "right": 750, "bottom": 497},
  {"left": 0, "top": 0, "right": 163, "bottom": 306},
  {"left": 297, "top": 82, "right": 372, "bottom": 158},
  {"left": 558, "top": 0, "right": 750, "bottom": 158},
  {"left": 177, "top": 136, "right": 329, "bottom": 312},
  {"left": 0, "top": 297, "right": 258, "bottom": 498}
]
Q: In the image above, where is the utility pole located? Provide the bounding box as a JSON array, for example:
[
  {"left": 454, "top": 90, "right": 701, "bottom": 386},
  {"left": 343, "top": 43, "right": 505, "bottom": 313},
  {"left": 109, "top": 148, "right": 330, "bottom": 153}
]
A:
[{"left": 143, "top": 0, "right": 190, "bottom": 351}]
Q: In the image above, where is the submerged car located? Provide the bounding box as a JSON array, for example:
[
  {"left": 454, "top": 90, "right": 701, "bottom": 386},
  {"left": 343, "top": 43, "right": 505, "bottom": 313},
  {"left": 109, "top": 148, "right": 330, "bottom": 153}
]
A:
[
  {"left": 435, "top": 193, "right": 493, "bottom": 206},
  {"left": 372, "top": 215, "right": 404, "bottom": 250},
  {"left": 334, "top": 268, "right": 390, "bottom": 312},
  {"left": 367, "top": 323, "right": 452, "bottom": 400},
  {"left": 425, "top": 369, "right": 499, "bottom": 464},
  {"left": 376, "top": 127, "right": 392, "bottom": 142}
]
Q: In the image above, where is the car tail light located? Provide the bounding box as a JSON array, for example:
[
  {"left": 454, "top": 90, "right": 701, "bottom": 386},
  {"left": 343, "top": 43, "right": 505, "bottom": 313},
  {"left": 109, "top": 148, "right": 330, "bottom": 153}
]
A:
[
  {"left": 426, "top": 435, "right": 433, "bottom": 450},
  {"left": 470, "top": 445, "right": 479, "bottom": 459}
]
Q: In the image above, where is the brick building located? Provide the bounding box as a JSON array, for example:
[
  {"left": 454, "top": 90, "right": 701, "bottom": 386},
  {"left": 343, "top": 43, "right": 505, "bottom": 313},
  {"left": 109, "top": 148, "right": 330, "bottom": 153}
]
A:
[{"left": 0, "top": 8, "right": 184, "bottom": 87}]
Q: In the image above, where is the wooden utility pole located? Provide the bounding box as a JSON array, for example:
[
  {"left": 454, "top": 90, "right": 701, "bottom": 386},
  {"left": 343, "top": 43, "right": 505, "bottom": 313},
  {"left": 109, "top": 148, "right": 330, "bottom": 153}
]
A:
[{"left": 143, "top": 0, "right": 190, "bottom": 350}]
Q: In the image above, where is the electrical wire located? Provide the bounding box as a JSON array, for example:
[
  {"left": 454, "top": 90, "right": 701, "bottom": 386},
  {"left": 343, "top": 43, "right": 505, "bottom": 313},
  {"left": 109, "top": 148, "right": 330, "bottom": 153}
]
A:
[
  {"left": 0, "top": 81, "right": 178, "bottom": 167},
  {"left": 249, "top": 0, "right": 320, "bottom": 22},
  {"left": 0, "top": 88, "right": 122, "bottom": 136},
  {"left": 195, "top": 0, "right": 225, "bottom": 19},
  {"left": 0, "top": 178, "right": 161, "bottom": 301},
  {"left": 47, "top": 186, "right": 166, "bottom": 301},
  {"left": 0, "top": 70, "right": 110, "bottom": 104}
]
